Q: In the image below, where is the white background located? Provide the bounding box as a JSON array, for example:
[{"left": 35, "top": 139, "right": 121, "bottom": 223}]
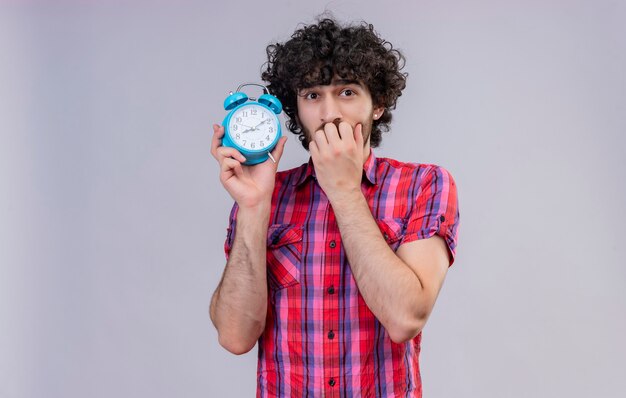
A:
[{"left": 1, "top": 0, "right": 625, "bottom": 397}]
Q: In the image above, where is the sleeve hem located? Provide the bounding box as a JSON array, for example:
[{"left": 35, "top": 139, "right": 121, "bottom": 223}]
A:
[{"left": 401, "top": 226, "right": 457, "bottom": 267}]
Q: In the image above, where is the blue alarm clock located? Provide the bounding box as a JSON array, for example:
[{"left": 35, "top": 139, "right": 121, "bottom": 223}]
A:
[{"left": 221, "top": 83, "right": 283, "bottom": 165}]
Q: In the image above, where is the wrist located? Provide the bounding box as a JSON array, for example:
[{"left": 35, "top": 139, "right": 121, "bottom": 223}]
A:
[
  {"left": 327, "top": 188, "right": 366, "bottom": 211},
  {"left": 237, "top": 200, "right": 272, "bottom": 217},
  {"left": 237, "top": 200, "right": 272, "bottom": 223}
]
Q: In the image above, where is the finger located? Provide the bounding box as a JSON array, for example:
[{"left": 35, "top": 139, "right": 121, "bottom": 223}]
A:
[
  {"left": 221, "top": 157, "right": 244, "bottom": 178},
  {"left": 211, "top": 124, "right": 226, "bottom": 157},
  {"left": 324, "top": 122, "right": 342, "bottom": 146},
  {"left": 215, "top": 146, "right": 247, "bottom": 163},
  {"left": 338, "top": 121, "right": 354, "bottom": 144},
  {"left": 354, "top": 123, "right": 364, "bottom": 148},
  {"left": 269, "top": 136, "right": 288, "bottom": 164},
  {"left": 314, "top": 128, "right": 329, "bottom": 153},
  {"left": 231, "top": 160, "right": 244, "bottom": 177},
  {"left": 309, "top": 140, "right": 319, "bottom": 164}
]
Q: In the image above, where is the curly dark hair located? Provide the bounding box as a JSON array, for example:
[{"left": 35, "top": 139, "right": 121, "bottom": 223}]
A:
[{"left": 261, "top": 18, "right": 407, "bottom": 149}]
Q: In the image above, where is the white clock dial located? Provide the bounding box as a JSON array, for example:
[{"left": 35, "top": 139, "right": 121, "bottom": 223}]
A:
[{"left": 228, "top": 104, "right": 279, "bottom": 151}]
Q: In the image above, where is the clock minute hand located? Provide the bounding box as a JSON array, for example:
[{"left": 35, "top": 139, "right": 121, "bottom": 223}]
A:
[{"left": 252, "top": 118, "right": 271, "bottom": 130}]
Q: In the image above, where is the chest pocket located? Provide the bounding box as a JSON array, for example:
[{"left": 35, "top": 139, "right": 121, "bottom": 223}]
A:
[
  {"left": 266, "top": 224, "right": 303, "bottom": 290},
  {"left": 375, "top": 218, "right": 406, "bottom": 252}
]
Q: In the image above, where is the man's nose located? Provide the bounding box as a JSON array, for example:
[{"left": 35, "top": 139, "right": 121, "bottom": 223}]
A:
[{"left": 320, "top": 97, "right": 342, "bottom": 124}]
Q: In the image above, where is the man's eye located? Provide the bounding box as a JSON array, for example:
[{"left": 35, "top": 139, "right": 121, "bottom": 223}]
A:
[
  {"left": 305, "top": 92, "right": 318, "bottom": 100},
  {"left": 341, "top": 89, "right": 354, "bottom": 96}
]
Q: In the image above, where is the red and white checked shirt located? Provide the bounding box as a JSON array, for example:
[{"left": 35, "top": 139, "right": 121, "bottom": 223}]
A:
[{"left": 224, "top": 151, "right": 460, "bottom": 397}]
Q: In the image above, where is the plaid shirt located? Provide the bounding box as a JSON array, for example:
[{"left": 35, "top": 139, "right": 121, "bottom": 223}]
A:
[{"left": 224, "top": 151, "right": 460, "bottom": 397}]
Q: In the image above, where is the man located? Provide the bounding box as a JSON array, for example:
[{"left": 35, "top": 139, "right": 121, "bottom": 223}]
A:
[{"left": 210, "top": 18, "right": 459, "bottom": 397}]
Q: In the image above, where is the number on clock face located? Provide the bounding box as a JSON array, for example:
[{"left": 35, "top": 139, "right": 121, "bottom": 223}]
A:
[{"left": 228, "top": 104, "right": 278, "bottom": 150}]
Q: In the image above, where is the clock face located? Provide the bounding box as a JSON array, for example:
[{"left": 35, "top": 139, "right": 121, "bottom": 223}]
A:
[{"left": 227, "top": 103, "right": 279, "bottom": 151}]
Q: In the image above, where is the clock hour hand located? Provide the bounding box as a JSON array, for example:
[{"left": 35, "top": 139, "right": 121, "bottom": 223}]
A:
[{"left": 239, "top": 124, "right": 255, "bottom": 134}]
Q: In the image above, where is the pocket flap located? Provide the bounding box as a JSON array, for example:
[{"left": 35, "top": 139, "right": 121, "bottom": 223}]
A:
[
  {"left": 267, "top": 224, "right": 303, "bottom": 249},
  {"left": 376, "top": 218, "right": 405, "bottom": 244}
]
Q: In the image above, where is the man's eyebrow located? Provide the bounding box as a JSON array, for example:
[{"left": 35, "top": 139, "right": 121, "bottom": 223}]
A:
[
  {"left": 331, "top": 78, "right": 362, "bottom": 86},
  {"left": 296, "top": 87, "right": 312, "bottom": 96},
  {"left": 296, "top": 79, "right": 363, "bottom": 94}
]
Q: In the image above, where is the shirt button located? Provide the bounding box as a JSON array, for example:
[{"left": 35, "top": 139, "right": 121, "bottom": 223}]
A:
[
  {"left": 328, "top": 330, "right": 335, "bottom": 340},
  {"left": 328, "top": 378, "right": 336, "bottom": 387},
  {"left": 439, "top": 215, "right": 446, "bottom": 222},
  {"left": 327, "top": 286, "right": 335, "bottom": 295},
  {"left": 329, "top": 240, "right": 336, "bottom": 248}
]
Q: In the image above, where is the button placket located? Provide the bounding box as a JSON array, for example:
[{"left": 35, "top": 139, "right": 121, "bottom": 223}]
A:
[{"left": 322, "top": 207, "right": 340, "bottom": 395}]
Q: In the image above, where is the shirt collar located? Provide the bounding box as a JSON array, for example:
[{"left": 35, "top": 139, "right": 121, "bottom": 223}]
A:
[{"left": 293, "top": 150, "right": 378, "bottom": 187}]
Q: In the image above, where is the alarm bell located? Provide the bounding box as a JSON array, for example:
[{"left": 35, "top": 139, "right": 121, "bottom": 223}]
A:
[{"left": 223, "top": 83, "right": 282, "bottom": 114}]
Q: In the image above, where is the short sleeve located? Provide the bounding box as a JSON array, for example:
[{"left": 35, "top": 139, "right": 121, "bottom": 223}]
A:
[
  {"left": 223, "top": 203, "right": 239, "bottom": 260},
  {"left": 401, "top": 166, "right": 460, "bottom": 266}
]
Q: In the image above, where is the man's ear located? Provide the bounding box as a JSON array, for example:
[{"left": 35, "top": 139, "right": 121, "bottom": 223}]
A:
[{"left": 373, "top": 106, "right": 385, "bottom": 120}]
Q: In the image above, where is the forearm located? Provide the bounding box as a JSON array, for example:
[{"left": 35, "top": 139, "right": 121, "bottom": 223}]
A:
[
  {"left": 210, "top": 204, "right": 270, "bottom": 354},
  {"left": 331, "top": 191, "right": 427, "bottom": 343}
]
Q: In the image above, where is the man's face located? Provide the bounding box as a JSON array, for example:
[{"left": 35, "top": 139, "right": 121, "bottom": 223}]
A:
[{"left": 295, "top": 78, "right": 384, "bottom": 149}]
